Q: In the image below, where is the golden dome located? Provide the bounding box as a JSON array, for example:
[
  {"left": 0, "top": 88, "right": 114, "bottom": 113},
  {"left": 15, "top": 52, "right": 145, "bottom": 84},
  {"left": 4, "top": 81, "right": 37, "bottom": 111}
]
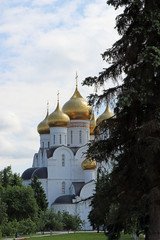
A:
[
  {"left": 90, "top": 113, "right": 96, "bottom": 135},
  {"left": 62, "top": 85, "right": 92, "bottom": 120},
  {"left": 96, "top": 105, "right": 114, "bottom": 126},
  {"left": 37, "top": 110, "right": 50, "bottom": 135},
  {"left": 81, "top": 157, "right": 97, "bottom": 170},
  {"left": 48, "top": 101, "right": 70, "bottom": 127}
]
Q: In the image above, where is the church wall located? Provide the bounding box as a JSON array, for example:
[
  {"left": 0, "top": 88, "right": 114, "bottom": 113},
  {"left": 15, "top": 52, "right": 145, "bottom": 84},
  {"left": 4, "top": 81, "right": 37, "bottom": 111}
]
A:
[
  {"left": 53, "top": 199, "right": 93, "bottom": 230},
  {"left": 67, "top": 120, "right": 90, "bottom": 147},
  {"left": 47, "top": 147, "right": 75, "bottom": 206},
  {"left": 72, "top": 146, "right": 88, "bottom": 181},
  {"left": 40, "top": 134, "right": 50, "bottom": 148},
  {"left": 50, "top": 127, "right": 67, "bottom": 147},
  {"left": 80, "top": 181, "right": 96, "bottom": 200},
  {"left": 84, "top": 170, "right": 96, "bottom": 183}
]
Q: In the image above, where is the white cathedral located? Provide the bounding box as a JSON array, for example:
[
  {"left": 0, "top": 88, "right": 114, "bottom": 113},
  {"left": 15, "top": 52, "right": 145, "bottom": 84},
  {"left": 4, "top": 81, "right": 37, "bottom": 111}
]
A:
[{"left": 22, "top": 77, "right": 114, "bottom": 230}]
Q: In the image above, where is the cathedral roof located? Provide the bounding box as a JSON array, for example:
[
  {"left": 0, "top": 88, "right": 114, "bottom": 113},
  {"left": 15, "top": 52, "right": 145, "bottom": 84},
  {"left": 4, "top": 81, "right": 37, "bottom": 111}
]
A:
[
  {"left": 48, "top": 100, "right": 70, "bottom": 128},
  {"left": 47, "top": 146, "right": 80, "bottom": 158},
  {"left": 90, "top": 112, "right": 96, "bottom": 135},
  {"left": 96, "top": 105, "right": 114, "bottom": 125},
  {"left": 53, "top": 195, "right": 76, "bottom": 204},
  {"left": 21, "top": 167, "right": 38, "bottom": 180},
  {"left": 81, "top": 157, "right": 97, "bottom": 170},
  {"left": 62, "top": 84, "right": 92, "bottom": 121},
  {"left": 72, "top": 182, "right": 85, "bottom": 196},
  {"left": 37, "top": 109, "right": 50, "bottom": 135},
  {"left": 32, "top": 167, "right": 48, "bottom": 179}
]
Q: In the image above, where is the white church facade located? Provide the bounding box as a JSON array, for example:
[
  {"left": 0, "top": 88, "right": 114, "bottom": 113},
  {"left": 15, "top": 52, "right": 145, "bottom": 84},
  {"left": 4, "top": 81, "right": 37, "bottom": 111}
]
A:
[{"left": 22, "top": 78, "right": 114, "bottom": 230}]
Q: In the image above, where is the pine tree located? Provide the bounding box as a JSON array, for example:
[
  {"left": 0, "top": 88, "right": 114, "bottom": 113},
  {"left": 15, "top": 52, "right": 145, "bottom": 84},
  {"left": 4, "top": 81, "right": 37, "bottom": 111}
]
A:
[
  {"left": 83, "top": 0, "right": 160, "bottom": 239},
  {"left": 30, "top": 176, "right": 48, "bottom": 214}
]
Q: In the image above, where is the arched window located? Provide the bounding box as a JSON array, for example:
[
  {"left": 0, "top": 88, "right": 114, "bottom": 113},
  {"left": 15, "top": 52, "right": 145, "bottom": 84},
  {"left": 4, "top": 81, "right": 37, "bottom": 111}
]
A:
[
  {"left": 79, "top": 130, "right": 82, "bottom": 144},
  {"left": 62, "top": 154, "right": 65, "bottom": 167},
  {"left": 65, "top": 135, "right": 66, "bottom": 144},
  {"left": 71, "top": 131, "right": 73, "bottom": 144},
  {"left": 53, "top": 135, "right": 55, "bottom": 144},
  {"left": 62, "top": 181, "right": 65, "bottom": 194},
  {"left": 48, "top": 142, "right": 50, "bottom": 148},
  {"left": 59, "top": 134, "right": 62, "bottom": 144},
  {"left": 42, "top": 142, "right": 44, "bottom": 148}
]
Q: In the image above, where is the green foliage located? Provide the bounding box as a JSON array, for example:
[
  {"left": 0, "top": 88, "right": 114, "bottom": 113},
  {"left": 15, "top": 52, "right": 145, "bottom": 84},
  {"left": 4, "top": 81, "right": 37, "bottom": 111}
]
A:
[
  {"left": 62, "top": 211, "right": 83, "bottom": 231},
  {"left": 83, "top": 0, "right": 160, "bottom": 239},
  {"left": 37, "top": 209, "right": 82, "bottom": 232},
  {"left": 2, "top": 185, "right": 38, "bottom": 221},
  {"left": 18, "top": 218, "right": 36, "bottom": 234},
  {"left": 30, "top": 176, "right": 48, "bottom": 213}
]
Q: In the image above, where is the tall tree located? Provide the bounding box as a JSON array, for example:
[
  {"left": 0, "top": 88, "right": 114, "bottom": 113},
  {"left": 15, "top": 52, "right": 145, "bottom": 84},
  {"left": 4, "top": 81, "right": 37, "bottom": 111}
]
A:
[
  {"left": 30, "top": 176, "right": 48, "bottom": 213},
  {"left": 83, "top": 0, "right": 160, "bottom": 239},
  {"left": 2, "top": 185, "right": 38, "bottom": 221},
  {"left": 0, "top": 166, "right": 12, "bottom": 188}
]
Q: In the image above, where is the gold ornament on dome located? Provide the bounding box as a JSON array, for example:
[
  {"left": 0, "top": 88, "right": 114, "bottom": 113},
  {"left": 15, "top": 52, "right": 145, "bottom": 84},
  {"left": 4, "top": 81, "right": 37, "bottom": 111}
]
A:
[
  {"left": 96, "top": 105, "right": 114, "bottom": 126},
  {"left": 48, "top": 94, "right": 70, "bottom": 128},
  {"left": 90, "top": 112, "right": 96, "bottom": 135},
  {"left": 62, "top": 74, "right": 92, "bottom": 121},
  {"left": 37, "top": 103, "right": 50, "bottom": 134},
  {"left": 81, "top": 157, "right": 97, "bottom": 170}
]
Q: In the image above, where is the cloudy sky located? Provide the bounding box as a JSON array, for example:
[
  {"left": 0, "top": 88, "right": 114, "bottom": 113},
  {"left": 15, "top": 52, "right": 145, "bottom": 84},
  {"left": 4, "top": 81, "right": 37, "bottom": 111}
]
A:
[{"left": 0, "top": 0, "right": 121, "bottom": 175}]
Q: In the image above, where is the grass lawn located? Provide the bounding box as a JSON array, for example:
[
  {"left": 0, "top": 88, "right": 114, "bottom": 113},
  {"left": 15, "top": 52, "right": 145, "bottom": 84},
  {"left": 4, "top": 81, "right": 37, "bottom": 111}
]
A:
[
  {"left": 28, "top": 232, "right": 144, "bottom": 240},
  {"left": 30, "top": 232, "right": 106, "bottom": 240}
]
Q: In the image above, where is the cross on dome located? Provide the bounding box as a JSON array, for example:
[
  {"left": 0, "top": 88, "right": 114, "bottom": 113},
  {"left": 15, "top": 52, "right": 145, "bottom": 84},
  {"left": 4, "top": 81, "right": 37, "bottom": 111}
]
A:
[
  {"left": 57, "top": 90, "right": 60, "bottom": 103},
  {"left": 75, "top": 72, "right": 78, "bottom": 88}
]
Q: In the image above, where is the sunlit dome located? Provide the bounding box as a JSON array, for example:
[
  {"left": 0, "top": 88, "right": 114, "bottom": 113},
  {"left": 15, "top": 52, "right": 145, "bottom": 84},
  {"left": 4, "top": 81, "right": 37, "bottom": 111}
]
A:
[
  {"left": 90, "top": 112, "right": 96, "bottom": 135},
  {"left": 37, "top": 109, "right": 50, "bottom": 135},
  {"left": 81, "top": 157, "right": 97, "bottom": 170},
  {"left": 48, "top": 100, "right": 70, "bottom": 128},
  {"left": 62, "top": 75, "right": 92, "bottom": 121},
  {"left": 96, "top": 105, "right": 114, "bottom": 126}
]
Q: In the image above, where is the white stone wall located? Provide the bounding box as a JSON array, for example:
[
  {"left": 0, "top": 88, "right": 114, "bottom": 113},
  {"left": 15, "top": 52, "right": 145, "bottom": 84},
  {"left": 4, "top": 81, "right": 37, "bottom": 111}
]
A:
[
  {"left": 50, "top": 127, "right": 67, "bottom": 147},
  {"left": 40, "top": 134, "right": 50, "bottom": 148},
  {"left": 84, "top": 170, "right": 96, "bottom": 183},
  {"left": 67, "top": 120, "right": 90, "bottom": 147},
  {"left": 53, "top": 199, "right": 93, "bottom": 230},
  {"left": 80, "top": 181, "right": 96, "bottom": 200}
]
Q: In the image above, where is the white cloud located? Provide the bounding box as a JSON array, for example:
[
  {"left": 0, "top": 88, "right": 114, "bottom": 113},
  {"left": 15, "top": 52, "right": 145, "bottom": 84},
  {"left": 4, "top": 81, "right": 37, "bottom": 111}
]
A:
[{"left": 0, "top": 0, "right": 122, "bottom": 174}]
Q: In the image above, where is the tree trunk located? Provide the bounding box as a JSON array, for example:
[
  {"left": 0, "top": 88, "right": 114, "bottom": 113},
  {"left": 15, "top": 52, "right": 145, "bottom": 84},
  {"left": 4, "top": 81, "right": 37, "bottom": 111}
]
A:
[{"left": 147, "top": 187, "right": 160, "bottom": 240}]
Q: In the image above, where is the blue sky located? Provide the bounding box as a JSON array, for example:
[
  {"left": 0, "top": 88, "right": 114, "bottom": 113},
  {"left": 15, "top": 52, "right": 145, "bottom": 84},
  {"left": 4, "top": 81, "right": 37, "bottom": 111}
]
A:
[{"left": 0, "top": 0, "right": 121, "bottom": 174}]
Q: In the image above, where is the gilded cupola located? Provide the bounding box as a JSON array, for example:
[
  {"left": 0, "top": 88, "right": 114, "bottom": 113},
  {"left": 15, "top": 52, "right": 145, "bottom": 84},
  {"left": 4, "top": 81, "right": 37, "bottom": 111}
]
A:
[
  {"left": 81, "top": 157, "right": 97, "bottom": 170},
  {"left": 48, "top": 96, "right": 70, "bottom": 128},
  {"left": 62, "top": 74, "right": 92, "bottom": 121},
  {"left": 37, "top": 107, "right": 50, "bottom": 135},
  {"left": 90, "top": 112, "right": 96, "bottom": 135},
  {"left": 96, "top": 105, "right": 114, "bottom": 126}
]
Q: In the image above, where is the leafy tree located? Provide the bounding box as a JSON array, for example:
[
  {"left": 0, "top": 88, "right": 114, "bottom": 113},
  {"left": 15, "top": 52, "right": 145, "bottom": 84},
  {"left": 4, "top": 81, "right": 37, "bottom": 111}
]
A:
[
  {"left": 30, "top": 176, "right": 48, "bottom": 213},
  {"left": 62, "top": 211, "right": 83, "bottom": 231},
  {"left": 2, "top": 185, "right": 38, "bottom": 221},
  {"left": 0, "top": 166, "right": 22, "bottom": 188},
  {"left": 10, "top": 173, "right": 22, "bottom": 187},
  {"left": 0, "top": 166, "right": 12, "bottom": 188},
  {"left": 83, "top": 0, "right": 160, "bottom": 239},
  {"left": 18, "top": 218, "right": 36, "bottom": 235},
  {"left": 38, "top": 208, "right": 63, "bottom": 232}
]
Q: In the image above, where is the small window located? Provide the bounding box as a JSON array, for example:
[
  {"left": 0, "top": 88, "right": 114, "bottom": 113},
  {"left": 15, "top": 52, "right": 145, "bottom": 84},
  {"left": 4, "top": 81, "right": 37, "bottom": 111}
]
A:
[
  {"left": 59, "top": 134, "right": 62, "bottom": 144},
  {"left": 42, "top": 142, "right": 44, "bottom": 148},
  {"left": 65, "top": 135, "right": 66, "bottom": 144},
  {"left": 48, "top": 142, "right": 50, "bottom": 148},
  {"left": 62, "top": 181, "right": 65, "bottom": 194},
  {"left": 53, "top": 135, "right": 55, "bottom": 144},
  {"left": 62, "top": 154, "right": 65, "bottom": 167},
  {"left": 79, "top": 130, "right": 82, "bottom": 144},
  {"left": 71, "top": 131, "right": 73, "bottom": 144}
]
